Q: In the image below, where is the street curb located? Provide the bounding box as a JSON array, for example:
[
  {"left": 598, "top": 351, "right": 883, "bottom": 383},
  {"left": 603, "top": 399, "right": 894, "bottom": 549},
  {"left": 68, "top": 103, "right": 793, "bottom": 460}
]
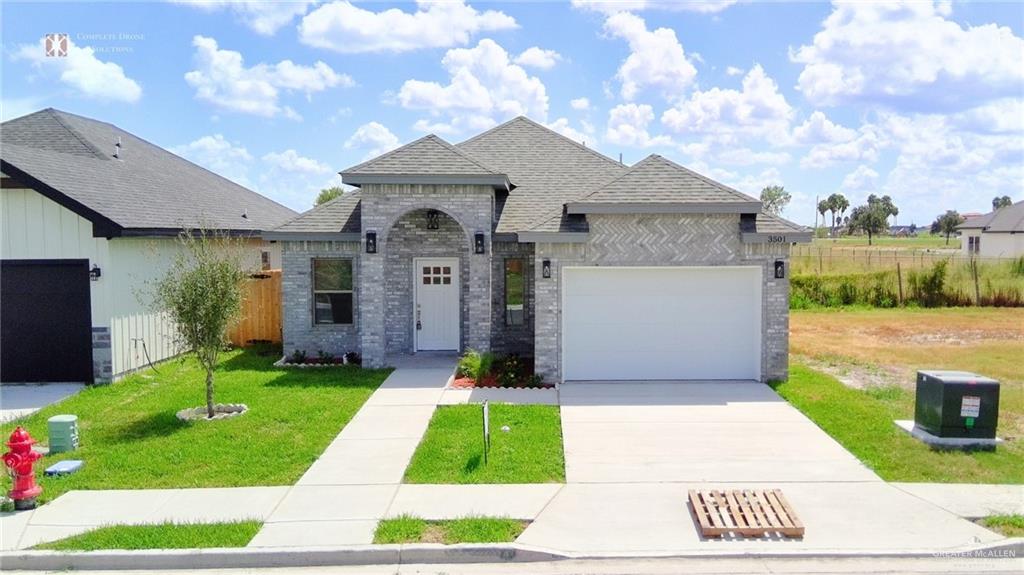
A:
[{"left": 1, "top": 539, "right": 1020, "bottom": 571}]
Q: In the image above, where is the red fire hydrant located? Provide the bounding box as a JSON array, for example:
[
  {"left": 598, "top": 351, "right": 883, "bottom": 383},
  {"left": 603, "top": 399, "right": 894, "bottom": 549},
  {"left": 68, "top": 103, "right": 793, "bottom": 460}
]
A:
[{"left": 3, "top": 427, "right": 43, "bottom": 510}]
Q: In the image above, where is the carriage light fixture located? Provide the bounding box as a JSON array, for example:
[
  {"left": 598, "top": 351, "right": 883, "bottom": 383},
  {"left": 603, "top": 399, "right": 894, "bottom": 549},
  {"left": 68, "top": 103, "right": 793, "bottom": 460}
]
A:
[
  {"left": 774, "top": 260, "right": 785, "bottom": 279},
  {"left": 474, "top": 232, "right": 486, "bottom": 254},
  {"left": 542, "top": 259, "right": 551, "bottom": 279},
  {"left": 365, "top": 231, "right": 377, "bottom": 254},
  {"left": 89, "top": 264, "right": 102, "bottom": 281},
  {"left": 425, "top": 209, "right": 440, "bottom": 230}
]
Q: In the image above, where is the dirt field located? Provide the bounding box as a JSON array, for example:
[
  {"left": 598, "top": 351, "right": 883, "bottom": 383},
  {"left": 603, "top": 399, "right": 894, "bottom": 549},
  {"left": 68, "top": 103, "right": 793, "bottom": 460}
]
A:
[{"left": 791, "top": 307, "right": 1024, "bottom": 440}]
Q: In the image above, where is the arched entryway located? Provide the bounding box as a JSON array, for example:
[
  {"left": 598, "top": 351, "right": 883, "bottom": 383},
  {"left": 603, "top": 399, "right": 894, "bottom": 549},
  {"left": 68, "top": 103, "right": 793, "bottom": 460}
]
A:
[{"left": 382, "top": 208, "right": 471, "bottom": 354}]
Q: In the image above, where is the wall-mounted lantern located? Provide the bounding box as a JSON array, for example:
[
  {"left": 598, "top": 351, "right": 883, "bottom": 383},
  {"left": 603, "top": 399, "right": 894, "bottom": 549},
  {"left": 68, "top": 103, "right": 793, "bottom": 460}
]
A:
[
  {"left": 474, "top": 232, "right": 486, "bottom": 254},
  {"left": 542, "top": 259, "right": 552, "bottom": 279},
  {"left": 425, "top": 209, "right": 440, "bottom": 230},
  {"left": 774, "top": 260, "right": 785, "bottom": 279},
  {"left": 89, "top": 264, "right": 102, "bottom": 281},
  {"left": 365, "top": 231, "right": 377, "bottom": 254}
]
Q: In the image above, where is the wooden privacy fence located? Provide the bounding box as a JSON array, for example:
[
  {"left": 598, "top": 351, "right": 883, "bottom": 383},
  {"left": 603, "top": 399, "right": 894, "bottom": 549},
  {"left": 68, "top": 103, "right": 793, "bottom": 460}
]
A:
[{"left": 228, "top": 270, "right": 282, "bottom": 346}]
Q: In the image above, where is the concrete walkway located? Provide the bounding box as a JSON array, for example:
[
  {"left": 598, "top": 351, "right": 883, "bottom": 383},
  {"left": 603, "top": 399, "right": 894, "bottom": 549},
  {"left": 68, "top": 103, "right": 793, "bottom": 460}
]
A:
[
  {"left": 892, "top": 483, "right": 1024, "bottom": 519},
  {"left": 0, "top": 383, "right": 84, "bottom": 423},
  {"left": 0, "top": 487, "right": 287, "bottom": 550}
]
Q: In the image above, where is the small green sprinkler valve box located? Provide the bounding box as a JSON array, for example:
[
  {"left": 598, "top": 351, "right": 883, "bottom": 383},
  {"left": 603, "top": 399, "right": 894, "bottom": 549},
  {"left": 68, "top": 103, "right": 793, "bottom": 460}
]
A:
[{"left": 47, "top": 415, "right": 79, "bottom": 454}]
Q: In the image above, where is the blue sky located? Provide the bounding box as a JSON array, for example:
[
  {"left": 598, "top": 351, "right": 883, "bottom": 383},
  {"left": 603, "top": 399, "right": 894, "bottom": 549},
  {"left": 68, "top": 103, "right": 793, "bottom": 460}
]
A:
[{"left": 3, "top": 1, "right": 1022, "bottom": 226}]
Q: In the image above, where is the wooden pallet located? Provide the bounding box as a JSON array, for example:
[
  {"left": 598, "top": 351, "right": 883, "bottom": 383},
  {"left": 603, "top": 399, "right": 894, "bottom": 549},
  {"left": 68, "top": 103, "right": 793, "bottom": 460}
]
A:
[{"left": 688, "top": 489, "right": 804, "bottom": 539}]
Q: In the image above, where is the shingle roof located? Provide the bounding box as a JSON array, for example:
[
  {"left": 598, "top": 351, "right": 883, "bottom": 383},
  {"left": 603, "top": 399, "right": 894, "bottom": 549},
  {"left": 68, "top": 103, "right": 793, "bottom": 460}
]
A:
[
  {"left": 753, "top": 212, "right": 811, "bottom": 235},
  {"left": 341, "top": 134, "right": 504, "bottom": 180},
  {"left": 456, "top": 116, "right": 628, "bottom": 233},
  {"left": 567, "top": 154, "right": 759, "bottom": 212},
  {"left": 273, "top": 191, "right": 362, "bottom": 234},
  {"left": 957, "top": 201, "right": 1024, "bottom": 233},
  {"left": 1, "top": 108, "right": 296, "bottom": 234}
]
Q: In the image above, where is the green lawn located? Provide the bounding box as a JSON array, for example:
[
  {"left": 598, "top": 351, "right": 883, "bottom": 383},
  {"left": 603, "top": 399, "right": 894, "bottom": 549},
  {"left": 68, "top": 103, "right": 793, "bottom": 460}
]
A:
[
  {"left": 403, "top": 404, "right": 565, "bottom": 484},
  {"left": 0, "top": 347, "right": 391, "bottom": 502},
  {"left": 980, "top": 515, "right": 1024, "bottom": 537},
  {"left": 373, "top": 515, "right": 526, "bottom": 544},
  {"left": 34, "top": 521, "right": 261, "bottom": 551},
  {"left": 772, "top": 364, "right": 1023, "bottom": 484}
]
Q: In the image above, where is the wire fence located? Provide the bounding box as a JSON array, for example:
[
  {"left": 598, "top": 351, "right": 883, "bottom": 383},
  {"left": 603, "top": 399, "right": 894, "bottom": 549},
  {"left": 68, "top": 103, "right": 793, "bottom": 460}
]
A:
[{"left": 790, "top": 245, "right": 1018, "bottom": 275}]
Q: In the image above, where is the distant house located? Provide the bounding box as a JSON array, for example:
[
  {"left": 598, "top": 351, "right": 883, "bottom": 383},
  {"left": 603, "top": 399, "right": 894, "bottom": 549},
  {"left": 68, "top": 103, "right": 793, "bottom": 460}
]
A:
[
  {"left": 1, "top": 108, "right": 296, "bottom": 384},
  {"left": 956, "top": 201, "right": 1024, "bottom": 258},
  {"left": 889, "top": 225, "right": 918, "bottom": 237}
]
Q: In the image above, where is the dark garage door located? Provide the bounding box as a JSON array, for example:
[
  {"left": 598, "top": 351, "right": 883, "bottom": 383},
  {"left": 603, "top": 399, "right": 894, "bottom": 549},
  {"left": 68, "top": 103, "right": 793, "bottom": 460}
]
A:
[{"left": 2, "top": 259, "right": 93, "bottom": 383}]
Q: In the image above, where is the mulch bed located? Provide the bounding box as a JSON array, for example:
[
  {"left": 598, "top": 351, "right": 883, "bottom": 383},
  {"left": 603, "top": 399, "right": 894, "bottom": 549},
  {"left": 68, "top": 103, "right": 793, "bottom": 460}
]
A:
[{"left": 451, "top": 376, "right": 555, "bottom": 390}]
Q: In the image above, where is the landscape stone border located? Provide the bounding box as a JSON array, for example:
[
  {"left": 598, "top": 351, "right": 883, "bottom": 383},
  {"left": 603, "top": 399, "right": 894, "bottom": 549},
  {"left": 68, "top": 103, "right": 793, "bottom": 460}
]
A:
[{"left": 175, "top": 404, "right": 248, "bottom": 422}]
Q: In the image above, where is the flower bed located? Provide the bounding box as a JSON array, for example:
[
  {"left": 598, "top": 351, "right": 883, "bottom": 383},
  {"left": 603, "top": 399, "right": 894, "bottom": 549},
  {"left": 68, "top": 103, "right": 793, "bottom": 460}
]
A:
[
  {"left": 276, "top": 350, "right": 361, "bottom": 368},
  {"left": 452, "top": 351, "right": 554, "bottom": 389}
]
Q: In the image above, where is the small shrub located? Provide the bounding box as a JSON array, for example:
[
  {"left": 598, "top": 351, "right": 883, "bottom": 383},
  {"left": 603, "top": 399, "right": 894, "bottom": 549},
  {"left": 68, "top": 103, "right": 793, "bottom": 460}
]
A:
[
  {"left": 343, "top": 351, "right": 361, "bottom": 366},
  {"left": 908, "top": 260, "right": 948, "bottom": 307},
  {"left": 1011, "top": 257, "right": 1024, "bottom": 277},
  {"left": 457, "top": 350, "right": 495, "bottom": 382},
  {"left": 525, "top": 374, "right": 545, "bottom": 388},
  {"left": 287, "top": 349, "right": 307, "bottom": 364},
  {"left": 317, "top": 350, "right": 335, "bottom": 363}
]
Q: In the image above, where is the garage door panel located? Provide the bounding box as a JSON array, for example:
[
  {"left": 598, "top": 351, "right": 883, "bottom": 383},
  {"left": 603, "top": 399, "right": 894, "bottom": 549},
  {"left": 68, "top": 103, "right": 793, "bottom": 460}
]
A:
[{"left": 563, "top": 267, "right": 761, "bottom": 381}]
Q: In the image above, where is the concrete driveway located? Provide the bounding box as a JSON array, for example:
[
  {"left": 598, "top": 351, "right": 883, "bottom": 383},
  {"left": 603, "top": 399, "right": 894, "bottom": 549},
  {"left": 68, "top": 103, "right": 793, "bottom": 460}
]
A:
[
  {"left": 559, "top": 381, "right": 879, "bottom": 483},
  {"left": 0, "top": 383, "right": 84, "bottom": 424}
]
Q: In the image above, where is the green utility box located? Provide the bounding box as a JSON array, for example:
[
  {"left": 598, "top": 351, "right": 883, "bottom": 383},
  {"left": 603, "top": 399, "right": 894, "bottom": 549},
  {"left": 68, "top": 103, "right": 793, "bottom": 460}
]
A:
[
  {"left": 47, "top": 414, "right": 79, "bottom": 454},
  {"left": 914, "top": 371, "right": 999, "bottom": 439}
]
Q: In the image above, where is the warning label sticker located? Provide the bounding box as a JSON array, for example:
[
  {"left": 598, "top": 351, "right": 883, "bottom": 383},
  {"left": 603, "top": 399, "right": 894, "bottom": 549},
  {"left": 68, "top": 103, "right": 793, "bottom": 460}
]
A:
[{"left": 961, "top": 396, "right": 981, "bottom": 418}]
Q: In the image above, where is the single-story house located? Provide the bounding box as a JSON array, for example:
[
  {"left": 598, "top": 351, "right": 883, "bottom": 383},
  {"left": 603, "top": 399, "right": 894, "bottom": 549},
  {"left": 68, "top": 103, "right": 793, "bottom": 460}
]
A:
[
  {"left": 267, "top": 117, "right": 810, "bottom": 383},
  {"left": 1, "top": 108, "right": 296, "bottom": 384},
  {"left": 956, "top": 201, "right": 1024, "bottom": 258}
]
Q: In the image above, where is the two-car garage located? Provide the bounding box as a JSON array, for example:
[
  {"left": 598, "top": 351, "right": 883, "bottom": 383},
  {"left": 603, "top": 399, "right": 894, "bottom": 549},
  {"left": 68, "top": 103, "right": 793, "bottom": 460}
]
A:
[{"left": 561, "top": 266, "right": 762, "bottom": 381}]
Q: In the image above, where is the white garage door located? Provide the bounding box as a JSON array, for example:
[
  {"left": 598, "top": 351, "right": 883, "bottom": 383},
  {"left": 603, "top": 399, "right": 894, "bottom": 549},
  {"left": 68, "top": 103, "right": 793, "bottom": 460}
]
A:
[{"left": 562, "top": 266, "right": 762, "bottom": 381}]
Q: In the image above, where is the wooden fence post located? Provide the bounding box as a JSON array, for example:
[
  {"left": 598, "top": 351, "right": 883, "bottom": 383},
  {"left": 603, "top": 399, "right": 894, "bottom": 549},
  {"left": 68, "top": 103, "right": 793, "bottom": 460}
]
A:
[
  {"left": 971, "top": 258, "right": 981, "bottom": 306},
  {"left": 896, "top": 262, "right": 904, "bottom": 306}
]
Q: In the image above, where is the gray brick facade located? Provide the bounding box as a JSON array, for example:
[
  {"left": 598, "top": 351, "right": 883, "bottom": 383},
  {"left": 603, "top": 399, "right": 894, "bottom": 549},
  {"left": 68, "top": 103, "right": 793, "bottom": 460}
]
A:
[
  {"left": 533, "top": 214, "right": 790, "bottom": 383},
  {"left": 490, "top": 241, "right": 535, "bottom": 355},
  {"left": 281, "top": 240, "right": 361, "bottom": 357},
  {"left": 358, "top": 184, "right": 494, "bottom": 368}
]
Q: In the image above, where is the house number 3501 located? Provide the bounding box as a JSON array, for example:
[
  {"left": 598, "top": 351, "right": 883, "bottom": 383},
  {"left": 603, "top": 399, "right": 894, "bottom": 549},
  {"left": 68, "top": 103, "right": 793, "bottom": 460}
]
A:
[{"left": 767, "top": 235, "right": 788, "bottom": 243}]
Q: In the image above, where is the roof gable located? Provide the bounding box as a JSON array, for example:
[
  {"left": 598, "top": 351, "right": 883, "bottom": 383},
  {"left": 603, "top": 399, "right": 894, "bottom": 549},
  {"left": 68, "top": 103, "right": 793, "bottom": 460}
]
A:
[
  {"left": 269, "top": 191, "right": 362, "bottom": 238},
  {"left": 565, "top": 154, "right": 760, "bottom": 214},
  {"left": 341, "top": 134, "right": 508, "bottom": 186},
  {"left": 958, "top": 201, "right": 1024, "bottom": 233}
]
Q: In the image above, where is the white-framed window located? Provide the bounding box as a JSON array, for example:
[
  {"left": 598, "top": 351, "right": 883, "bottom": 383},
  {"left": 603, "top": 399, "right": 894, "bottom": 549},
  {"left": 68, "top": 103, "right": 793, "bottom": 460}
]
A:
[
  {"left": 313, "top": 258, "right": 353, "bottom": 325},
  {"left": 504, "top": 258, "right": 525, "bottom": 326}
]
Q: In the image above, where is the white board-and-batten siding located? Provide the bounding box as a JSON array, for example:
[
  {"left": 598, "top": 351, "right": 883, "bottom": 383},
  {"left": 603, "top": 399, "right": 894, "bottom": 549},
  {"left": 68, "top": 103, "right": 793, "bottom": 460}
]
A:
[{"left": 1, "top": 184, "right": 181, "bottom": 379}]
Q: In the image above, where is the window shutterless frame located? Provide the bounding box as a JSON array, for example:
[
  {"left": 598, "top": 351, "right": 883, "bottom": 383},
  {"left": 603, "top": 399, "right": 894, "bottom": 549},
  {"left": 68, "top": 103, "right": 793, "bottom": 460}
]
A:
[
  {"left": 504, "top": 258, "right": 526, "bottom": 326},
  {"left": 312, "top": 258, "right": 354, "bottom": 325}
]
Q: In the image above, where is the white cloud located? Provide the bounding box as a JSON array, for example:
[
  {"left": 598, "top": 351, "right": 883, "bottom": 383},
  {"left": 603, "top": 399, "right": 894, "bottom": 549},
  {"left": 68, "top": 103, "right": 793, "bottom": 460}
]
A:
[
  {"left": 261, "top": 149, "right": 333, "bottom": 175},
  {"left": 800, "top": 122, "right": 884, "bottom": 168},
  {"left": 184, "top": 35, "right": 352, "bottom": 119},
  {"left": 546, "top": 117, "right": 595, "bottom": 144},
  {"left": 14, "top": 37, "right": 141, "bottom": 103},
  {"left": 397, "top": 39, "right": 548, "bottom": 134},
  {"left": 951, "top": 99, "right": 1024, "bottom": 135},
  {"left": 661, "top": 64, "right": 792, "bottom": 142},
  {"left": 604, "top": 12, "right": 697, "bottom": 102},
  {"left": 839, "top": 165, "right": 879, "bottom": 193},
  {"left": 792, "top": 111, "right": 857, "bottom": 145},
  {"left": 172, "top": 1, "right": 315, "bottom": 35},
  {"left": 570, "top": 97, "right": 591, "bottom": 111},
  {"left": 345, "top": 121, "right": 401, "bottom": 160},
  {"left": 299, "top": 0, "right": 517, "bottom": 54},
  {"left": 604, "top": 103, "right": 671, "bottom": 147},
  {"left": 715, "top": 148, "right": 791, "bottom": 166},
  {"left": 725, "top": 66, "right": 743, "bottom": 76},
  {"left": 514, "top": 47, "right": 563, "bottom": 70},
  {"left": 791, "top": 1, "right": 1024, "bottom": 109},
  {"left": 572, "top": 0, "right": 738, "bottom": 15},
  {"left": 171, "top": 134, "right": 254, "bottom": 187}
]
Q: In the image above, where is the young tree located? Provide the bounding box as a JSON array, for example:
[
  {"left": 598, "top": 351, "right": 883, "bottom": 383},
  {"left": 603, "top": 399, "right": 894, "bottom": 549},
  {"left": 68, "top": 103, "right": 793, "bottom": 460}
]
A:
[
  {"left": 151, "top": 229, "right": 250, "bottom": 418},
  {"left": 848, "top": 202, "right": 889, "bottom": 245},
  {"left": 992, "top": 195, "right": 1013, "bottom": 210},
  {"left": 868, "top": 194, "right": 900, "bottom": 226},
  {"left": 760, "top": 185, "right": 791, "bottom": 216},
  {"left": 315, "top": 186, "right": 345, "bottom": 206},
  {"left": 934, "top": 210, "right": 965, "bottom": 245}
]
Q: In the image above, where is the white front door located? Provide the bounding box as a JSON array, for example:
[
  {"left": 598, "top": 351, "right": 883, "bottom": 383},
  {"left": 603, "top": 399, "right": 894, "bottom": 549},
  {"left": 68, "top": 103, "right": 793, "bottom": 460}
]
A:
[{"left": 414, "top": 258, "right": 460, "bottom": 351}]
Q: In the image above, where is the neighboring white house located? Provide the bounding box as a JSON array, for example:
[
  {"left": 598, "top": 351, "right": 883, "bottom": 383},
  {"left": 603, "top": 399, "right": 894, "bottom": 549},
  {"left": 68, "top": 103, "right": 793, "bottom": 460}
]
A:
[
  {"left": 957, "top": 201, "right": 1024, "bottom": 258},
  {"left": 1, "top": 108, "right": 295, "bottom": 384}
]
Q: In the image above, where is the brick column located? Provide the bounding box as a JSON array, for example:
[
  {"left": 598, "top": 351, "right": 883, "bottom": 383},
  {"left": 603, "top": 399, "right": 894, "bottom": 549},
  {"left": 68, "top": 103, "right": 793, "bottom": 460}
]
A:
[
  {"left": 466, "top": 234, "right": 492, "bottom": 351},
  {"left": 359, "top": 248, "right": 386, "bottom": 368}
]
